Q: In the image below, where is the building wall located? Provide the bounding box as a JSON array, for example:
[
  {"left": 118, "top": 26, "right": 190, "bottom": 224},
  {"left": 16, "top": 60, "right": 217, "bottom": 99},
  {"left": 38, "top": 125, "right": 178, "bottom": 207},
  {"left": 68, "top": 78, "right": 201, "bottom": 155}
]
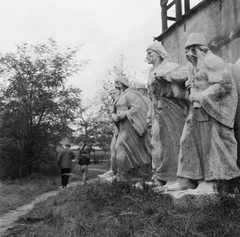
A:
[{"left": 157, "top": 0, "right": 240, "bottom": 65}]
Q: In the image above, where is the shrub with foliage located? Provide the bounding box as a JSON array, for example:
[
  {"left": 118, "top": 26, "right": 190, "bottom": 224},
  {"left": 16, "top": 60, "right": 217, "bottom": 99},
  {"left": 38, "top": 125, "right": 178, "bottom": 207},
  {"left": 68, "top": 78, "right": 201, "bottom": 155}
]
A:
[{"left": 0, "top": 39, "right": 88, "bottom": 179}]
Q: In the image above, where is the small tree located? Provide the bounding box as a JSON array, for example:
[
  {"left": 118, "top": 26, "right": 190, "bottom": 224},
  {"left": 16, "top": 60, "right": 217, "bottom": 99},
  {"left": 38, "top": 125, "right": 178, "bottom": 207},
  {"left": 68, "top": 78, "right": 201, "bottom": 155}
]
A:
[
  {"left": 0, "top": 39, "right": 88, "bottom": 178},
  {"left": 74, "top": 108, "right": 97, "bottom": 150}
]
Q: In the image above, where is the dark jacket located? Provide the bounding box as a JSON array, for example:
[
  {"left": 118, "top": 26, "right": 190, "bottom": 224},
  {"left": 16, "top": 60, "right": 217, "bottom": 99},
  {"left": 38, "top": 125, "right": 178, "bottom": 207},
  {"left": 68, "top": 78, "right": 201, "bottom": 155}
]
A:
[
  {"left": 78, "top": 155, "right": 91, "bottom": 166},
  {"left": 57, "top": 148, "right": 76, "bottom": 169}
]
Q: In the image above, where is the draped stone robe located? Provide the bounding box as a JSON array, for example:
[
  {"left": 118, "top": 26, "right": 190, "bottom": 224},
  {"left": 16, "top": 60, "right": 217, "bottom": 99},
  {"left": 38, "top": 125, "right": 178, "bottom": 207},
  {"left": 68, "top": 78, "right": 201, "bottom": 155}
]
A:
[
  {"left": 177, "top": 52, "right": 240, "bottom": 181},
  {"left": 147, "top": 59, "right": 189, "bottom": 182},
  {"left": 112, "top": 88, "right": 151, "bottom": 176}
]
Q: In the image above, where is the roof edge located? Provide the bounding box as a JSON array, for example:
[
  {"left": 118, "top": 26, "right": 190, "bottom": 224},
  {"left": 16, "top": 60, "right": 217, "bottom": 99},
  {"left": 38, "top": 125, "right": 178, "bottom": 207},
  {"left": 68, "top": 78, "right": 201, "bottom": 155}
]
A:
[{"left": 155, "top": 0, "right": 215, "bottom": 41}]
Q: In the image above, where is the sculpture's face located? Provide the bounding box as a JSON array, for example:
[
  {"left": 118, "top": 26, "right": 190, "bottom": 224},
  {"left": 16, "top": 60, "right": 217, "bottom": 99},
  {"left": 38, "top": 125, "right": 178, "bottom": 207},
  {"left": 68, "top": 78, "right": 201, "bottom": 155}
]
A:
[
  {"left": 115, "top": 81, "right": 123, "bottom": 90},
  {"left": 110, "top": 90, "right": 119, "bottom": 100},
  {"left": 146, "top": 50, "right": 159, "bottom": 65},
  {"left": 185, "top": 45, "right": 198, "bottom": 66}
]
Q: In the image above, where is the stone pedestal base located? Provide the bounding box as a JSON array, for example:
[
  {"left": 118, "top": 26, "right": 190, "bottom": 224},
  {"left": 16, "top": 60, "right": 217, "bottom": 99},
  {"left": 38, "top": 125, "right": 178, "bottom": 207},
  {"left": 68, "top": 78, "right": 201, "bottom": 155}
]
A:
[
  {"left": 166, "top": 189, "right": 219, "bottom": 208},
  {"left": 154, "top": 181, "right": 220, "bottom": 208},
  {"left": 98, "top": 175, "right": 143, "bottom": 184},
  {"left": 98, "top": 174, "right": 115, "bottom": 183}
]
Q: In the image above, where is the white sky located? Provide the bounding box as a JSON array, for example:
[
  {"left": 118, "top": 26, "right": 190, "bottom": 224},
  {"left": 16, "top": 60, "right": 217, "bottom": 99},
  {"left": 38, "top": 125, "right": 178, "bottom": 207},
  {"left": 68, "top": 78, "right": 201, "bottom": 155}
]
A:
[{"left": 0, "top": 0, "right": 202, "bottom": 100}]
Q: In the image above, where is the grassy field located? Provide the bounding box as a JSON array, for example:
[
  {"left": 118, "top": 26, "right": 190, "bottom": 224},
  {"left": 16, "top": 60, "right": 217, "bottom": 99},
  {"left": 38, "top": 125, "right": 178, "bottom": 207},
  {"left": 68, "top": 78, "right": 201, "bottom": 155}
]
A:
[
  {"left": 2, "top": 174, "right": 240, "bottom": 237},
  {"left": 0, "top": 162, "right": 107, "bottom": 216}
]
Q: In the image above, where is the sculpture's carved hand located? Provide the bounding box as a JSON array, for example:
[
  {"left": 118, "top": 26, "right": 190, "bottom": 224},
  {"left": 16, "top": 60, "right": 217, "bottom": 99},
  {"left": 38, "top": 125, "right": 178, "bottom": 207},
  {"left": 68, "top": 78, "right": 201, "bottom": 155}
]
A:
[
  {"left": 111, "top": 113, "right": 119, "bottom": 122},
  {"left": 189, "top": 92, "right": 202, "bottom": 109},
  {"left": 189, "top": 92, "right": 202, "bottom": 103},
  {"left": 118, "top": 111, "right": 126, "bottom": 120},
  {"left": 146, "top": 117, "right": 152, "bottom": 128},
  {"left": 154, "top": 70, "right": 165, "bottom": 80},
  {"left": 185, "top": 80, "right": 191, "bottom": 90}
]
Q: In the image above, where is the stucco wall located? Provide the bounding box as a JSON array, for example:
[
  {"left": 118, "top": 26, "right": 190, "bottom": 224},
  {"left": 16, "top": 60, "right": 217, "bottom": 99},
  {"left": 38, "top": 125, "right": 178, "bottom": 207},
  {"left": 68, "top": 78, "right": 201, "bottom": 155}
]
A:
[{"left": 157, "top": 0, "right": 240, "bottom": 65}]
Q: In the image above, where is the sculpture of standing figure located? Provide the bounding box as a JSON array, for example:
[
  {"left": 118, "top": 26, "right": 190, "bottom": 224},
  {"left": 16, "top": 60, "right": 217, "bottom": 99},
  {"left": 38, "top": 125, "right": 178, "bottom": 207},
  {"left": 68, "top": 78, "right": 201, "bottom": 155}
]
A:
[
  {"left": 146, "top": 42, "right": 189, "bottom": 187},
  {"left": 112, "top": 76, "right": 151, "bottom": 179},
  {"left": 168, "top": 33, "right": 240, "bottom": 191},
  {"left": 101, "top": 89, "right": 120, "bottom": 177}
]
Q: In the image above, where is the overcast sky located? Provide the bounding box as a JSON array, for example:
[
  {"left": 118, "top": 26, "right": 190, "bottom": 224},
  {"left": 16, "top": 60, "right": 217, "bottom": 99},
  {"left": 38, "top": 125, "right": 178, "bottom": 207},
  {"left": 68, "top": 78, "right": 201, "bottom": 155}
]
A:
[{"left": 0, "top": 0, "right": 202, "bottom": 99}]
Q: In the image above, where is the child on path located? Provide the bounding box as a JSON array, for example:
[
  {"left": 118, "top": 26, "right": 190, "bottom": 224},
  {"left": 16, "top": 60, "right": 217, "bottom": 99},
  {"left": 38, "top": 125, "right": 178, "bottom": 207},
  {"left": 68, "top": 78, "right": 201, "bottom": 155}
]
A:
[{"left": 78, "top": 150, "right": 91, "bottom": 184}]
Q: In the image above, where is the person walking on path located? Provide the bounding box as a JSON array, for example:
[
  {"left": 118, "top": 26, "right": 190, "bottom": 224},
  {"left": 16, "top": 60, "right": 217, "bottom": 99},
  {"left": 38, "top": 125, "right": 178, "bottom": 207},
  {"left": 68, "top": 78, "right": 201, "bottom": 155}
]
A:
[
  {"left": 57, "top": 144, "right": 76, "bottom": 188},
  {"left": 78, "top": 150, "right": 91, "bottom": 184}
]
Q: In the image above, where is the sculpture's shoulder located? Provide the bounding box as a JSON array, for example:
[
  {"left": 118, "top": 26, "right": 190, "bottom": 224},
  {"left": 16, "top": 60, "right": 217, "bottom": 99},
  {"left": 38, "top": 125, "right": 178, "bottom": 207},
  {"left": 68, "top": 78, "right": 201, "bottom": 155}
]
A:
[
  {"left": 204, "top": 53, "right": 227, "bottom": 71},
  {"left": 126, "top": 89, "right": 141, "bottom": 101},
  {"left": 123, "top": 88, "right": 139, "bottom": 104},
  {"left": 125, "top": 88, "right": 149, "bottom": 109},
  {"left": 125, "top": 88, "right": 138, "bottom": 99},
  {"left": 160, "top": 59, "right": 181, "bottom": 71},
  {"left": 231, "top": 63, "right": 240, "bottom": 79}
]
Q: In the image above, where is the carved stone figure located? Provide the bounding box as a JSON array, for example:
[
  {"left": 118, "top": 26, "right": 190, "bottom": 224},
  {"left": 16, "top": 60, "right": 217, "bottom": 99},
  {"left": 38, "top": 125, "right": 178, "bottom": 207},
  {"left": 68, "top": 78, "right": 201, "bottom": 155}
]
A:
[
  {"left": 112, "top": 76, "right": 151, "bottom": 179},
  {"left": 229, "top": 62, "right": 240, "bottom": 167},
  {"left": 101, "top": 89, "right": 120, "bottom": 178},
  {"left": 168, "top": 33, "right": 240, "bottom": 191},
  {"left": 109, "top": 88, "right": 120, "bottom": 101},
  {"left": 146, "top": 42, "right": 188, "bottom": 187}
]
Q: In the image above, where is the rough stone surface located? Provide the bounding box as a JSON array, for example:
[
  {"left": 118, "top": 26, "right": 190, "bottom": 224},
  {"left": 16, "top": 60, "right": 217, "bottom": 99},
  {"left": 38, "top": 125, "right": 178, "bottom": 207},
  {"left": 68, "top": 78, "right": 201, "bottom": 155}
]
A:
[
  {"left": 146, "top": 42, "right": 188, "bottom": 186},
  {"left": 165, "top": 185, "right": 219, "bottom": 208},
  {"left": 97, "top": 174, "right": 115, "bottom": 183},
  {"left": 176, "top": 34, "right": 240, "bottom": 185},
  {"left": 111, "top": 83, "right": 151, "bottom": 177}
]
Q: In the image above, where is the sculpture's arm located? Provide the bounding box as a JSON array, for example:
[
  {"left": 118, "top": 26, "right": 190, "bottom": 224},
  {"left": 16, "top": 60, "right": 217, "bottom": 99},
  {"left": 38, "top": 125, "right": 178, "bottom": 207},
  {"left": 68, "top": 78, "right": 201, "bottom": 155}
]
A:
[
  {"left": 171, "top": 62, "right": 191, "bottom": 84},
  {"left": 124, "top": 92, "right": 148, "bottom": 136},
  {"left": 146, "top": 103, "right": 153, "bottom": 128},
  {"left": 154, "top": 61, "right": 190, "bottom": 84},
  {"left": 189, "top": 82, "right": 223, "bottom": 107},
  {"left": 190, "top": 58, "right": 232, "bottom": 106},
  {"left": 111, "top": 113, "right": 119, "bottom": 122}
]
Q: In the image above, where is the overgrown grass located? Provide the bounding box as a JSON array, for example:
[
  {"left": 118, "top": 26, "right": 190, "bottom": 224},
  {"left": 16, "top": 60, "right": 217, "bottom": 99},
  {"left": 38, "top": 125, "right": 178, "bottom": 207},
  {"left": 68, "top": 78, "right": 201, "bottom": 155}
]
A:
[
  {"left": 0, "top": 175, "right": 59, "bottom": 216},
  {"left": 3, "top": 177, "right": 240, "bottom": 237},
  {"left": 0, "top": 163, "right": 107, "bottom": 216}
]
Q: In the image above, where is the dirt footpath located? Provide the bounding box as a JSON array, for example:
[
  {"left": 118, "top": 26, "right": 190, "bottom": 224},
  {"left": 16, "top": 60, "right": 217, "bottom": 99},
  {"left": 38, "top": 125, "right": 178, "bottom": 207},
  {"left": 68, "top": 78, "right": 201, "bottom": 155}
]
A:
[{"left": 0, "top": 168, "right": 107, "bottom": 236}]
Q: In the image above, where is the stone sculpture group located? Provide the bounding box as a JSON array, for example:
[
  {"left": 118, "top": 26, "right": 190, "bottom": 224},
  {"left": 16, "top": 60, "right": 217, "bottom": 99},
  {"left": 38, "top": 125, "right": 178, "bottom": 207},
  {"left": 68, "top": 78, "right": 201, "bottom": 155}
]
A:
[{"left": 100, "top": 33, "right": 240, "bottom": 193}]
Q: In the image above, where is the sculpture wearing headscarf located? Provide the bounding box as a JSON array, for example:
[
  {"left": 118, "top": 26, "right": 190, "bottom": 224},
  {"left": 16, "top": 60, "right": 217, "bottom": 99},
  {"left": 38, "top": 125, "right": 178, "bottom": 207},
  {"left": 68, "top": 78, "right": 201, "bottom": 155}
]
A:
[
  {"left": 168, "top": 33, "right": 240, "bottom": 191},
  {"left": 111, "top": 76, "right": 151, "bottom": 178},
  {"left": 146, "top": 41, "right": 189, "bottom": 187}
]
